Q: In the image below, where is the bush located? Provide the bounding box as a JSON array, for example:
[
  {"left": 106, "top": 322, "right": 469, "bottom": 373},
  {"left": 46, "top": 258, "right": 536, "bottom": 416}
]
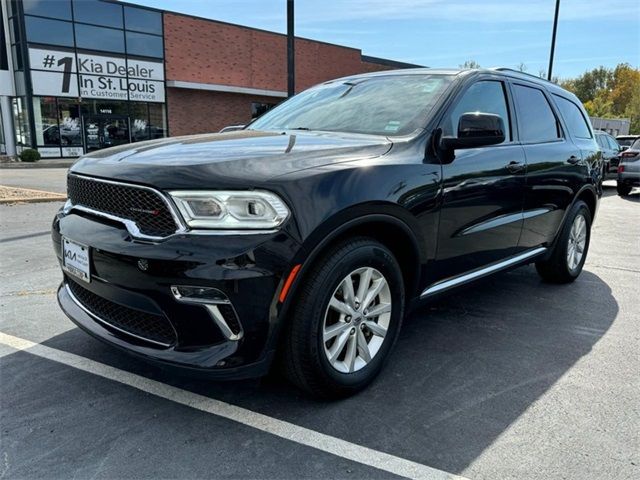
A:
[{"left": 19, "top": 149, "right": 41, "bottom": 162}]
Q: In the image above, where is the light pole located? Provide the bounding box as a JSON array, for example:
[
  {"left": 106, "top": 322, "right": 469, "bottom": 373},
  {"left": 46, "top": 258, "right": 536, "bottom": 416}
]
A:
[
  {"left": 547, "top": 0, "right": 560, "bottom": 81},
  {"left": 287, "top": 0, "right": 295, "bottom": 97}
]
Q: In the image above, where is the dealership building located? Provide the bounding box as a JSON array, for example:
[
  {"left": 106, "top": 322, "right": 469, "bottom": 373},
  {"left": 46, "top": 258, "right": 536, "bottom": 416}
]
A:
[{"left": 0, "top": 0, "right": 415, "bottom": 158}]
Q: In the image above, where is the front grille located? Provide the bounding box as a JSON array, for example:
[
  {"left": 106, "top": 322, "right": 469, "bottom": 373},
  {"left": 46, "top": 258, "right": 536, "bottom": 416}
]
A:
[
  {"left": 67, "top": 175, "right": 179, "bottom": 237},
  {"left": 67, "top": 279, "right": 176, "bottom": 346}
]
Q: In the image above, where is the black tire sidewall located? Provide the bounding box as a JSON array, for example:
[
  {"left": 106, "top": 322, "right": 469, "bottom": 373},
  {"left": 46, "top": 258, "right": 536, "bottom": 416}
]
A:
[{"left": 305, "top": 240, "right": 404, "bottom": 390}]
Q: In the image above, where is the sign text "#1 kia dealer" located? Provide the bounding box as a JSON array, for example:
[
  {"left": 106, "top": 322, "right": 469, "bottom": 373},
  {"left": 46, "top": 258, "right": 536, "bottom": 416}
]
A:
[{"left": 28, "top": 47, "right": 165, "bottom": 103}]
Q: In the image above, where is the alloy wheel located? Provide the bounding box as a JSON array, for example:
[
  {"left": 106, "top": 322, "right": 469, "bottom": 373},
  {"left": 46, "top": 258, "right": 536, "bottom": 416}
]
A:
[
  {"left": 322, "top": 267, "right": 392, "bottom": 373},
  {"left": 567, "top": 214, "right": 587, "bottom": 271}
]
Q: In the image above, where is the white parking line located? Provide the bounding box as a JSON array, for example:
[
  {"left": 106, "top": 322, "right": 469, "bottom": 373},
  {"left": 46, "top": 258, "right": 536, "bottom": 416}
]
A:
[{"left": 0, "top": 332, "right": 468, "bottom": 480}]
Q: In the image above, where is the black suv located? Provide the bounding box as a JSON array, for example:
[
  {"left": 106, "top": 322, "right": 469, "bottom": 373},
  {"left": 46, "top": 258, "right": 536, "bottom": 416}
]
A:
[{"left": 53, "top": 68, "right": 602, "bottom": 398}]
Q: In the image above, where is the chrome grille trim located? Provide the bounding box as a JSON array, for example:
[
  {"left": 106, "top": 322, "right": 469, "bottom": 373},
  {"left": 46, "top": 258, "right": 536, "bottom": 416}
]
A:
[{"left": 65, "top": 173, "right": 187, "bottom": 241}]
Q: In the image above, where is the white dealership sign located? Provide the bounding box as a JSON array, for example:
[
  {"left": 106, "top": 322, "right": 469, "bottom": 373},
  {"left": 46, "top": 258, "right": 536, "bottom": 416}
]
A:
[{"left": 29, "top": 47, "right": 165, "bottom": 102}]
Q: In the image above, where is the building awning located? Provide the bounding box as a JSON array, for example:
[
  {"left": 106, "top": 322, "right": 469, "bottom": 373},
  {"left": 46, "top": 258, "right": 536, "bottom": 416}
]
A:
[{"left": 166, "top": 80, "right": 287, "bottom": 98}]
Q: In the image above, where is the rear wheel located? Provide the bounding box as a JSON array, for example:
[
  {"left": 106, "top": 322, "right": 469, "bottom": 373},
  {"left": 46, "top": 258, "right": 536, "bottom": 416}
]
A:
[
  {"left": 535, "top": 200, "right": 591, "bottom": 284},
  {"left": 283, "top": 237, "right": 404, "bottom": 398},
  {"left": 617, "top": 182, "right": 632, "bottom": 196}
]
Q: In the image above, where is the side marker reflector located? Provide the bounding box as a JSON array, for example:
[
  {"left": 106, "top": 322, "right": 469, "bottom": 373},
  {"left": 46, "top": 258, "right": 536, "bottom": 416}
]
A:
[{"left": 279, "top": 264, "right": 302, "bottom": 303}]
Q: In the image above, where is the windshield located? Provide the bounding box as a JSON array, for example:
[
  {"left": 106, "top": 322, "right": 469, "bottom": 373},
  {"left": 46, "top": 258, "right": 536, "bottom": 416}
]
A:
[{"left": 249, "top": 74, "right": 454, "bottom": 136}]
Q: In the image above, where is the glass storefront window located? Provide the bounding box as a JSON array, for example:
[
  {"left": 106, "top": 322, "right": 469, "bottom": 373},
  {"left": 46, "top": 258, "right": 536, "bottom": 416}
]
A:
[
  {"left": 148, "top": 103, "right": 166, "bottom": 139},
  {"left": 81, "top": 100, "right": 129, "bottom": 117},
  {"left": 23, "top": 0, "right": 72, "bottom": 21},
  {"left": 33, "top": 97, "right": 59, "bottom": 146},
  {"left": 57, "top": 99, "right": 82, "bottom": 147},
  {"left": 125, "top": 31, "right": 163, "bottom": 58},
  {"left": 73, "top": 0, "right": 123, "bottom": 29},
  {"left": 25, "top": 16, "right": 74, "bottom": 47},
  {"left": 124, "top": 7, "right": 162, "bottom": 35},
  {"left": 12, "top": 97, "right": 31, "bottom": 147},
  {"left": 130, "top": 103, "right": 149, "bottom": 142},
  {"left": 75, "top": 24, "right": 124, "bottom": 53}
]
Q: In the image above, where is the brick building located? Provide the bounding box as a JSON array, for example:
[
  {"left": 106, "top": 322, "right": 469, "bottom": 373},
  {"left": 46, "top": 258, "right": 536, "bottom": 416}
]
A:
[{"left": 0, "top": 0, "right": 417, "bottom": 158}]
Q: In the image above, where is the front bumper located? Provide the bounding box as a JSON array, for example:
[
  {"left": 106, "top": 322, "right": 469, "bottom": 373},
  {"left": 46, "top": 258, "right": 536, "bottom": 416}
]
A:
[{"left": 52, "top": 207, "right": 301, "bottom": 378}]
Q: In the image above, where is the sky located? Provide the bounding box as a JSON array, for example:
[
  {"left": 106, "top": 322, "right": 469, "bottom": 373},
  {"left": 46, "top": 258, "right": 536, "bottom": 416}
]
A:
[{"left": 130, "top": 0, "right": 639, "bottom": 79}]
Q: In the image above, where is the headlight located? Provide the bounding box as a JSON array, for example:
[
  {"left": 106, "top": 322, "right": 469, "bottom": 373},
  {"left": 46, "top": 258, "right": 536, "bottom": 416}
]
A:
[{"left": 169, "top": 190, "right": 290, "bottom": 230}]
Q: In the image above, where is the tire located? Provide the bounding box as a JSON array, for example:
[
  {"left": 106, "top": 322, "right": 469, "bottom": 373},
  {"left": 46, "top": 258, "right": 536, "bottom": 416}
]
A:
[
  {"left": 535, "top": 200, "right": 591, "bottom": 284},
  {"left": 617, "top": 182, "right": 632, "bottom": 196},
  {"left": 283, "top": 237, "right": 405, "bottom": 398}
]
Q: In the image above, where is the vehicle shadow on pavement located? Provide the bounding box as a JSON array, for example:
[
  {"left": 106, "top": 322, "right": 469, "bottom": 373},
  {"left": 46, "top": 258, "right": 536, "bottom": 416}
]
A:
[{"left": 38, "top": 265, "right": 617, "bottom": 475}]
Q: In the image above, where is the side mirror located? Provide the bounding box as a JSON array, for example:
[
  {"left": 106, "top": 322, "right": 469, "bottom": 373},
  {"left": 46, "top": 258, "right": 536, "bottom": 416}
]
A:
[{"left": 441, "top": 112, "right": 506, "bottom": 150}]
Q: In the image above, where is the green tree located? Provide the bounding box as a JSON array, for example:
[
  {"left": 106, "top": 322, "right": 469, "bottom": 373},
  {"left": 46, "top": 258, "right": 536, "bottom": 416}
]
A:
[
  {"left": 560, "top": 66, "right": 613, "bottom": 103},
  {"left": 561, "top": 63, "right": 640, "bottom": 133},
  {"left": 459, "top": 60, "right": 481, "bottom": 69}
]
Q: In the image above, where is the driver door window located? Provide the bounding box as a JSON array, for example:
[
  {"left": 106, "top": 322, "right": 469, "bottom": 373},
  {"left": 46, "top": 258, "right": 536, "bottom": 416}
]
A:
[{"left": 445, "top": 80, "right": 511, "bottom": 142}]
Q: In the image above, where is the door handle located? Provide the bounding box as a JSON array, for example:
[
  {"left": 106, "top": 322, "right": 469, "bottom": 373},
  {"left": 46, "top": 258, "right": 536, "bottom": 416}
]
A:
[
  {"left": 567, "top": 155, "right": 581, "bottom": 165},
  {"left": 506, "top": 161, "right": 526, "bottom": 173}
]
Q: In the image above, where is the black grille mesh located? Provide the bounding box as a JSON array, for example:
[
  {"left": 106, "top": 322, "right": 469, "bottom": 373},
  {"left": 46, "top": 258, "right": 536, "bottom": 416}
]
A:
[
  {"left": 67, "top": 175, "right": 178, "bottom": 237},
  {"left": 67, "top": 279, "right": 176, "bottom": 346}
]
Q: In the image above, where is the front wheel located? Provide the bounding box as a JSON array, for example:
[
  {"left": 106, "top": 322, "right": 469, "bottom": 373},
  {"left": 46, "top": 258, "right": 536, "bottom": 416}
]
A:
[
  {"left": 282, "top": 237, "right": 405, "bottom": 398},
  {"left": 535, "top": 200, "right": 591, "bottom": 284}
]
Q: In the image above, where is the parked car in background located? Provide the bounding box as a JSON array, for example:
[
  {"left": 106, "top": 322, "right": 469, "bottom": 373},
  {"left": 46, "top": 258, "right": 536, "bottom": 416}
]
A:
[
  {"left": 53, "top": 68, "right": 602, "bottom": 398},
  {"left": 616, "top": 135, "right": 640, "bottom": 151},
  {"left": 595, "top": 131, "right": 622, "bottom": 176},
  {"left": 617, "top": 138, "right": 640, "bottom": 196}
]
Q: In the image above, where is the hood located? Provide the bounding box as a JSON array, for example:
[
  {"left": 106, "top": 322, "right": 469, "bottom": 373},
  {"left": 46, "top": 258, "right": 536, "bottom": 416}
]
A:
[{"left": 71, "top": 130, "right": 392, "bottom": 189}]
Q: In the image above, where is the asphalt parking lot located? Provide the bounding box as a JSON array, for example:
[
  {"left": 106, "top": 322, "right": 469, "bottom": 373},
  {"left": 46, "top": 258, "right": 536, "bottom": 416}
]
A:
[{"left": 0, "top": 177, "right": 638, "bottom": 480}]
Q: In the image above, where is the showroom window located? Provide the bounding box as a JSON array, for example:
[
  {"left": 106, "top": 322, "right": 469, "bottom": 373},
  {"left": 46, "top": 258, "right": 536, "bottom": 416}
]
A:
[
  {"left": 57, "top": 99, "right": 83, "bottom": 147},
  {"left": 33, "top": 97, "right": 59, "bottom": 147},
  {"left": 12, "top": 97, "right": 31, "bottom": 147},
  {"left": 130, "top": 103, "right": 150, "bottom": 142}
]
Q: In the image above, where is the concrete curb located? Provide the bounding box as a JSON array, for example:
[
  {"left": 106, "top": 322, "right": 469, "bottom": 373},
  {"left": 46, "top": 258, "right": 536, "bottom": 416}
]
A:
[
  {"left": 0, "top": 196, "right": 67, "bottom": 205},
  {"left": 0, "top": 160, "right": 75, "bottom": 169}
]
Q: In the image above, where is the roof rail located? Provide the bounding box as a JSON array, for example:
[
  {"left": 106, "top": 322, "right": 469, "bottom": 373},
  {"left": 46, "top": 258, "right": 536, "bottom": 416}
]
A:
[{"left": 491, "top": 67, "right": 555, "bottom": 84}]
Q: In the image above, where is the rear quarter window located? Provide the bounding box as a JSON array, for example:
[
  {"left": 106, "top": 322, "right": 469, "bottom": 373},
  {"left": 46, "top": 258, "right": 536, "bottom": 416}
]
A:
[{"left": 553, "top": 94, "right": 592, "bottom": 139}]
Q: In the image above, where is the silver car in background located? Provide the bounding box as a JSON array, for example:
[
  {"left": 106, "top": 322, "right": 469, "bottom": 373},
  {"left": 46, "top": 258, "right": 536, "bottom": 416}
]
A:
[{"left": 617, "top": 138, "right": 640, "bottom": 196}]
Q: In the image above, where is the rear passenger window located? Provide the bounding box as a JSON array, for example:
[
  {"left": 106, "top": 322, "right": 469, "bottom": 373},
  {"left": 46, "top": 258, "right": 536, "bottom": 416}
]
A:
[
  {"left": 553, "top": 95, "right": 592, "bottom": 139},
  {"left": 513, "top": 84, "right": 560, "bottom": 143},
  {"left": 606, "top": 136, "right": 619, "bottom": 150},
  {"left": 445, "top": 80, "right": 511, "bottom": 143}
]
